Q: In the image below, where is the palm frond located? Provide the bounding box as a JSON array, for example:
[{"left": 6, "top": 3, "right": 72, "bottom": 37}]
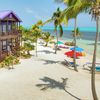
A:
[{"left": 42, "top": 18, "right": 53, "bottom": 25}]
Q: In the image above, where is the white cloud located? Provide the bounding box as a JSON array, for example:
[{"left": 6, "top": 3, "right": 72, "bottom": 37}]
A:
[
  {"left": 25, "top": 8, "right": 42, "bottom": 20},
  {"left": 25, "top": 7, "right": 50, "bottom": 21},
  {"left": 26, "top": 8, "right": 33, "bottom": 14}
]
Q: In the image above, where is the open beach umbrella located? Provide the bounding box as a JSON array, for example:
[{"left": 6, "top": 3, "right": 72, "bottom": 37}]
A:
[
  {"left": 70, "top": 47, "right": 84, "bottom": 52},
  {"left": 64, "top": 50, "right": 82, "bottom": 58},
  {"left": 56, "top": 41, "right": 63, "bottom": 45}
]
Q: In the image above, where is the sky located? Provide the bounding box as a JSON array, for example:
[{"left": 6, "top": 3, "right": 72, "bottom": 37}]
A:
[{"left": 0, "top": 0, "right": 96, "bottom": 28}]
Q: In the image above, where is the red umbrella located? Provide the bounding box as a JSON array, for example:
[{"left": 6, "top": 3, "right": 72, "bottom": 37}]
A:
[{"left": 64, "top": 50, "right": 82, "bottom": 58}]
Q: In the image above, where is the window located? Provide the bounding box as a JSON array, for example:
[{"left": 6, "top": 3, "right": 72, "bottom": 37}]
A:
[{"left": 3, "top": 24, "right": 6, "bottom": 33}]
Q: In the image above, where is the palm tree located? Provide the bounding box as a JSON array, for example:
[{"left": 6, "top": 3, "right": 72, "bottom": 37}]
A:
[
  {"left": 55, "top": 0, "right": 90, "bottom": 71},
  {"left": 81, "top": 0, "right": 100, "bottom": 99},
  {"left": 89, "top": 1, "right": 100, "bottom": 100},
  {"left": 60, "top": 0, "right": 81, "bottom": 71},
  {"left": 31, "top": 21, "right": 42, "bottom": 57},
  {"left": 24, "top": 42, "right": 34, "bottom": 55},
  {"left": 44, "top": 7, "right": 63, "bottom": 54},
  {"left": 56, "top": 0, "right": 99, "bottom": 99},
  {"left": 42, "top": 32, "right": 54, "bottom": 46},
  {"left": 72, "top": 27, "right": 82, "bottom": 39}
]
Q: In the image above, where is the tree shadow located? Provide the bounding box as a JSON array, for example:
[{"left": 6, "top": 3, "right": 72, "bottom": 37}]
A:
[
  {"left": 36, "top": 76, "right": 81, "bottom": 100},
  {"left": 38, "top": 58, "right": 61, "bottom": 65},
  {"left": 43, "top": 59, "right": 60, "bottom": 65},
  {"left": 38, "top": 50, "right": 54, "bottom": 54},
  {"left": 60, "top": 61, "right": 76, "bottom": 71}
]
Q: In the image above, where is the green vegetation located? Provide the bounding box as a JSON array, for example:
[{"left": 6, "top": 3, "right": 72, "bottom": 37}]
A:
[
  {"left": 0, "top": 55, "right": 20, "bottom": 69},
  {"left": 44, "top": 7, "right": 63, "bottom": 54},
  {"left": 41, "top": 32, "right": 54, "bottom": 46},
  {"left": 31, "top": 20, "right": 43, "bottom": 57},
  {"left": 72, "top": 27, "right": 82, "bottom": 39}
]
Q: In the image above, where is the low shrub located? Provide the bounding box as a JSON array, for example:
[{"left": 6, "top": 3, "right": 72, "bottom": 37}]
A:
[
  {"left": 20, "top": 53, "right": 32, "bottom": 59},
  {"left": 0, "top": 55, "right": 20, "bottom": 68},
  {"left": 64, "top": 42, "right": 75, "bottom": 46}
]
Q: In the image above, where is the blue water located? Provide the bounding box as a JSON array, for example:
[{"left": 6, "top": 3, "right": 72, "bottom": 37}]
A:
[
  {"left": 41, "top": 26, "right": 97, "bottom": 32},
  {"left": 41, "top": 26, "right": 100, "bottom": 41}
]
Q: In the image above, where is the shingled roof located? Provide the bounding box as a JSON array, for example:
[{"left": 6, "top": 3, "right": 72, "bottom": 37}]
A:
[{"left": 0, "top": 10, "right": 22, "bottom": 22}]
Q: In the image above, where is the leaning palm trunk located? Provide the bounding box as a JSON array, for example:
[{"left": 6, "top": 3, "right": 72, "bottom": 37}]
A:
[
  {"left": 73, "top": 17, "right": 78, "bottom": 71},
  {"left": 45, "top": 42, "right": 48, "bottom": 47},
  {"left": 27, "top": 51, "right": 30, "bottom": 55},
  {"left": 91, "top": 16, "right": 99, "bottom": 100},
  {"left": 55, "top": 29, "right": 59, "bottom": 54}
]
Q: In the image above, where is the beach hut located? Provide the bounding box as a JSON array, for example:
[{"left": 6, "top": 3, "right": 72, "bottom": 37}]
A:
[{"left": 0, "top": 10, "right": 22, "bottom": 61}]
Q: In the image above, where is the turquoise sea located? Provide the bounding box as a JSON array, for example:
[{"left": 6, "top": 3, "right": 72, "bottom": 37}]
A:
[
  {"left": 42, "top": 26, "right": 100, "bottom": 58},
  {"left": 41, "top": 26, "right": 100, "bottom": 41},
  {"left": 41, "top": 26, "right": 97, "bottom": 32}
]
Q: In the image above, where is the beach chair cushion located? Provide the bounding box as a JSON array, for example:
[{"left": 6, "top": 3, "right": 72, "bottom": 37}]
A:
[{"left": 96, "top": 66, "right": 100, "bottom": 71}]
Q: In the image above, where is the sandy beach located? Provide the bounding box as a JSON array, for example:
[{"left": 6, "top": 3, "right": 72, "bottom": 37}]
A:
[{"left": 0, "top": 42, "right": 100, "bottom": 100}]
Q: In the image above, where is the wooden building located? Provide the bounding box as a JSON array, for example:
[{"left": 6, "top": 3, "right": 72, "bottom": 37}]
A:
[{"left": 0, "top": 10, "right": 22, "bottom": 61}]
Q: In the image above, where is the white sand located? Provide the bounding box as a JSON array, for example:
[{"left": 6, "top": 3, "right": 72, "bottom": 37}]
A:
[{"left": 0, "top": 43, "right": 100, "bottom": 100}]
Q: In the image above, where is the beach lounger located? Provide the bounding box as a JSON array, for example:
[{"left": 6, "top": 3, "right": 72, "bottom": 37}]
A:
[
  {"left": 83, "top": 62, "right": 100, "bottom": 68},
  {"left": 83, "top": 62, "right": 100, "bottom": 72},
  {"left": 64, "top": 59, "right": 78, "bottom": 67}
]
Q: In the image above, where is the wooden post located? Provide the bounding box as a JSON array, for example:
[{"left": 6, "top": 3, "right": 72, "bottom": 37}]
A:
[
  {"left": 6, "top": 20, "right": 8, "bottom": 34},
  {"left": 1, "top": 22, "right": 3, "bottom": 35},
  {"left": 19, "top": 22, "right": 20, "bottom": 30},
  {"left": 17, "top": 22, "right": 18, "bottom": 30},
  {"left": 15, "top": 22, "right": 16, "bottom": 30},
  {"left": 11, "top": 21, "right": 12, "bottom": 31},
  {"left": 0, "top": 20, "right": 1, "bottom": 35}
]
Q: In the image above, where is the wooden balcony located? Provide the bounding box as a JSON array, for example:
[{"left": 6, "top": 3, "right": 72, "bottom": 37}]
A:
[{"left": 0, "top": 30, "right": 22, "bottom": 40}]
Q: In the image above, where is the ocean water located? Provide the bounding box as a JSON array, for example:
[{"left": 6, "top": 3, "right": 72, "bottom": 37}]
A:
[
  {"left": 42, "top": 28, "right": 100, "bottom": 41},
  {"left": 41, "top": 26, "right": 97, "bottom": 32},
  {"left": 42, "top": 27, "right": 100, "bottom": 58}
]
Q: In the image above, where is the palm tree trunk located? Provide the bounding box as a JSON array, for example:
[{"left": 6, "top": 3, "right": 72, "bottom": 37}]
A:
[
  {"left": 27, "top": 51, "right": 30, "bottom": 55},
  {"left": 55, "top": 29, "right": 58, "bottom": 54},
  {"left": 91, "top": 16, "right": 99, "bottom": 100},
  {"left": 45, "top": 42, "right": 48, "bottom": 47},
  {"left": 73, "top": 17, "right": 78, "bottom": 71}
]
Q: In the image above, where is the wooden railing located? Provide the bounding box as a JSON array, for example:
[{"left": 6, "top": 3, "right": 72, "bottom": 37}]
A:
[
  {"left": 0, "top": 30, "right": 21, "bottom": 35},
  {"left": 0, "top": 30, "right": 22, "bottom": 40}
]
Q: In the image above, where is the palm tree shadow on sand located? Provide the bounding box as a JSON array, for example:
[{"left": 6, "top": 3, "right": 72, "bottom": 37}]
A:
[
  {"left": 38, "top": 50, "right": 55, "bottom": 54},
  {"left": 37, "top": 58, "right": 61, "bottom": 65},
  {"left": 36, "top": 77, "right": 81, "bottom": 100}
]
